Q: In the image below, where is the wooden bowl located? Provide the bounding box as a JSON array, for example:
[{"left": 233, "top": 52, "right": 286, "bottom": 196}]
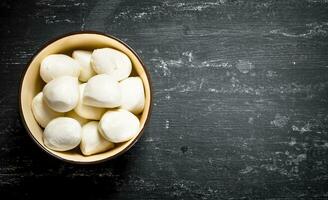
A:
[{"left": 19, "top": 32, "right": 152, "bottom": 164}]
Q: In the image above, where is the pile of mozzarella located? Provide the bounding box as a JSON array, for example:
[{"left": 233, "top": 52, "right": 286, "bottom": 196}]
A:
[{"left": 31, "top": 48, "right": 145, "bottom": 156}]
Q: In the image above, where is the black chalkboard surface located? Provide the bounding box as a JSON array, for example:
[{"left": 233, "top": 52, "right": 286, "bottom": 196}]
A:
[{"left": 1, "top": 0, "right": 328, "bottom": 199}]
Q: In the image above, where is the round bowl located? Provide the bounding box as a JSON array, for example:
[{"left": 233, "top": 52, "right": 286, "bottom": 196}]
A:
[{"left": 19, "top": 31, "right": 152, "bottom": 164}]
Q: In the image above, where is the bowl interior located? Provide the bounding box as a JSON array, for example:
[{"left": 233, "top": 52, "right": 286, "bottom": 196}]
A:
[{"left": 20, "top": 33, "right": 151, "bottom": 163}]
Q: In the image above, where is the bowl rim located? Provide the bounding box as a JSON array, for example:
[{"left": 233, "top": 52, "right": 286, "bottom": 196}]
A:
[{"left": 18, "top": 31, "right": 153, "bottom": 164}]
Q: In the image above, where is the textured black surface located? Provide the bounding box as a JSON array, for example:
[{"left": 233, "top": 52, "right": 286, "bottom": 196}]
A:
[{"left": 1, "top": 0, "right": 328, "bottom": 199}]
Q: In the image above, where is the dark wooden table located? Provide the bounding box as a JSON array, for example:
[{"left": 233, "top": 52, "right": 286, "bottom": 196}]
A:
[{"left": 1, "top": 0, "right": 328, "bottom": 199}]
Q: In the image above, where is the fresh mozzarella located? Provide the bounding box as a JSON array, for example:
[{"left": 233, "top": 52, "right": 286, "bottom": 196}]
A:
[
  {"left": 72, "top": 50, "right": 96, "bottom": 82},
  {"left": 40, "top": 54, "right": 80, "bottom": 83},
  {"left": 43, "top": 76, "right": 79, "bottom": 112},
  {"left": 119, "top": 77, "right": 145, "bottom": 114},
  {"left": 31, "top": 92, "right": 64, "bottom": 127},
  {"left": 43, "top": 117, "right": 82, "bottom": 151},
  {"left": 83, "top": 74, "right": 121, "bottom": 108},
  {"left": 80, "top": 121, "right": 114, "bottom": 156},
  {"left": 99, "top": 109, "right": 140, "bottom": 143},
  {"left": 91, "top": 48, "right": 132, "bottom": 81}
]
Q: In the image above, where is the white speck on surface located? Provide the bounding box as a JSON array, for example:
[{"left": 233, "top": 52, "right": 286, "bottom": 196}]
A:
[
  {"left": 134, "top": 12, "right": 147, "bottom": 19},
  {"left": 239, "top": 166, "right": 253, "bottom": 174},
  {"left": 291, "top": 123, "right": 312, "bottom": 134},
  {"left": 45, "top": 16, "right": 74, "bottom": 24},
  {"left": 322, "top": 142, "right": 328, "bottom": 148},
  {"left": 235, "top": 60, "right": 254, "bottom": 74},
  {"left": 248, "top": 117, "right": 254, "bottom": 124},
  {"left": 114, "top": 9, "right": 131, "bottom": 20},
  {"left": 165, "top": 94, "right": 171, "bottom": 100},
  {"left": 155, "top": 59, "right": 171, "bottom": 77},
  {"left": 137, "top": 49, "right": 143, "bottom": 54},
  {"left": 151, "top": 54, "right": 232, "bottom": 69},
  {"left": 81, "top": 16, "right": 85, "bottom": 30},
  {"left": 199, "top": 78, "right": 205, "bottom": 90},
  {"left": 167, "top": 59, "right": 183, "bottom": 67},
  {"left": 294, "top": 154, "right": 307, "bottom": 164},
  {"left": 208, "top": 88, "right": 219, "bottom": 93},
  {"left": 270, "top": 22, "right": 328, "bottom": 38},
  {"left": 292, "top": 61, "right": 296, "bottom": 65},
  {"left": 182, "top": 51, "right": 193, "bottom": 62},
  {"left": 207, "top": 104, "right": 216, "bottom": 112},
  {"left": 166, "top": 1, "right": 226, "bottom": 12},
  {"left": 289, "top": 137, "right": 297, "bottom": 146},
  {"left": 150, "top": 57, "right": 183, "bottom": 69},
  {"left": 165, "top": 120, "right": 170, "bottom": 129},
  {"left": 164, "top": 80, "right": 199, "bottom": 93},
  {"left": 266, "top": 70, "right": 278, "bottom": 78},
  {"left": 306, "top": 0, "right": 328, "bottom": 3},
  {"left": 260, "top": 164, "right": 278, "bottom": 172},
  {"left": 145, "top": 137, "right": 154, "bottom": 142},
  {"left": 200, "top": 60, "right": 232, "bottom": 68},
  {"left": 271, "top": 114, "right": 289, "bottom": 128}
]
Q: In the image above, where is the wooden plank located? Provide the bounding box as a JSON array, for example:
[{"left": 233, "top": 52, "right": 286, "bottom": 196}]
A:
[{"left": 0, "top": 0, "right": 328, "bottom": 199}]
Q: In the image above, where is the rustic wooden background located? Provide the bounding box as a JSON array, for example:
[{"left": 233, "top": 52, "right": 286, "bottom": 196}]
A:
[{"left": 1, "top": 0, "right": 328, "bottom": 199}]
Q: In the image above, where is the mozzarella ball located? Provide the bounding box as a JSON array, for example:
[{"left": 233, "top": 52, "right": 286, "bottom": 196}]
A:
[
  {"left": 119, "top": 77, "right": 145, "bottom": 114},
  {"left": 99, "top": 109, "right": 140, "bottom": 143},
  {"left": 43, "top": 117, "right": 82, "bottom": 151},
  {"left": 74, "top": 83, "right": 106, "bottom": 119},
  {"left": 40, "top": 54, "right": 80, "bottom": 83},
  {"left": 80, "top": 121, "right": 114, "bottom": 156},
  {"left": 65, "top": 110, "right": 89, "bottom": 125},
  {"left": 31, "top": 92, "right": 64, "bottom": 128},
  {"left": 43, "top": 76, "right": 79, "bottom": 112},
  {"left": 72, "top": 50, "right": 96, "bottom": 82},
  {"left": 91, "top": 48, "right": 132, "bottom": 81},
  {"left": 83, "top": 74, "right": 121, "bottom": 108}
]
